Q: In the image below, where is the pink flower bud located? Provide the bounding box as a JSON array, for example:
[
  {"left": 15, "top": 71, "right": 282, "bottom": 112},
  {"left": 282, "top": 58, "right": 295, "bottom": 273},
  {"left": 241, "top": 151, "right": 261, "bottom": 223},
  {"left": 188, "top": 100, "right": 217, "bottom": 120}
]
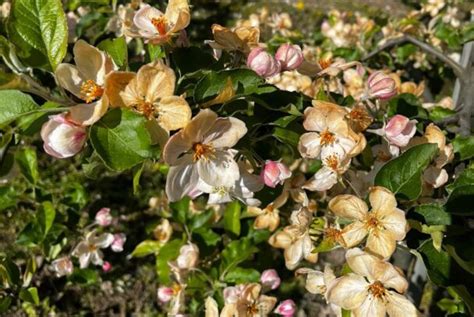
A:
[
  {"left": 176, "top": 243, "right": 199, "bottom": 270},
  {"left": 95, "top": 208, "right": 113, "bottom": 227},
  {"left": 157, "top": 287, "right": 174, "bottom": 303},
  {"left": 247, "top": 47, "right": 281, "bottom": 78},
  {"left": 111, "top": 233, "right": 126, "bottom": 252},
  {"left": 367, "top": 71, "right": 397, "bottom": 100},
  {"left": 384, "top": 115, "right": 417, "bottom": 147},
  {"left": 275, "top": 44, "right": 304, "bottom": 71},
  {"left": 52, "top": 257, "right": 74, "bottom": 277},
  {"left": 275, "top": 299, "right": 296, "bottom": 317},
  {"left": 260, "top": 269, "right": 281, "bottom": 290},
  {"left": 260, "top": 160, "right": 292, "bottom": 188},
  {"left": 102, "top": 261, "right": 112, "bottom": 272},
  {"left": 40, "top": 113, "right": 87, "bottom": 159}
]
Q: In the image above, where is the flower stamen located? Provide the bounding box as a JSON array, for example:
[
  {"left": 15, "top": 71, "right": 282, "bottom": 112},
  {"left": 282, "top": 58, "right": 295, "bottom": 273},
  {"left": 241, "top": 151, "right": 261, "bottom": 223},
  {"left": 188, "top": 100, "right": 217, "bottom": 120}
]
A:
[
  {"left": 368, "top": 281, "right": 386, "bottom": 298},
  {"left": 325, "top": 155, "right": 340, "bottom": 171},
  {"left": 151, "top": 17, "right": 167, "bottom": 36},
  {"left": 320, "top": 129, "right": 336, "bottom": 146},
  {"left": 192, "top": 143, "right": 215, "bottom": 162},
  {"left": 80, "top": 80, "right": 104, "bottom": 103}
]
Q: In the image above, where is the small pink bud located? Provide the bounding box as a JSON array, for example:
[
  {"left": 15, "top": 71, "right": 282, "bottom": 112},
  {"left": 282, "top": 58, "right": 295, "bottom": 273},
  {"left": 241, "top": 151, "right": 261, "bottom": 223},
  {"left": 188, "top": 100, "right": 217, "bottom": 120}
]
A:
[
  {"left": 275, "top": 44, "right": 304, "bottom": 71},
  {"left": 247, "top": 47, "right": 281, "bottom": 78},
  {"left": 367, "top": 71, "right": 397, "bottom": 100},
  {"left": 384, "top": 115, "right": 417, "bottom": 147},
  {"left": 275, "top": 299, "right": 296, "bottom": 316},
  {"left": 95, "top": 208, "right": 113, "bottom": 227},
  {"left": 111, "top": 233, "right": 126, "bottom": 252},
  {"left": 102, "top": 261, "right": 112, "bottom": 272},
  {"left": 41, "top": 113, "right": 87, "bottom": 159},
  {"left": 157, "top": 287, "right": 174, "bottom": 303},
  {"left": 260, "top": 160, "right": 292, "bottom": 188},
  {"left": 260, "top": 269, "right": 281, "bottom": 290}
]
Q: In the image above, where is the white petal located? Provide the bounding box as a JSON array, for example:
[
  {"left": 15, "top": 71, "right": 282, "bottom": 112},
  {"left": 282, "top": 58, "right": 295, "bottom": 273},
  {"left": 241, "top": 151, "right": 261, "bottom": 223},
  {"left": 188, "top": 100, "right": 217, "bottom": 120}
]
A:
[
  {"left": 303, "top": 167, "right": 338, "bottom": 191},
  {"left": 366, "top": 229, "right": 397, "bottom": 260},
  {"left": 298, "top": 132, "right": 321, "bottom": 159},
  {"left": 197, "top": 150, "right": 239, "bottom": 187},
  {"left": 341, "top": 221, "right": 368, "bottom": 247},
  {"left": 353, "top": 296, "right": 386, "bottom": 317},
  {"left": 165, "top": 158, "right": 200, "bottom": 202},
  {"left": 326, "top": 274, "right": 368, "bottom": 310},
  {"left": 79, "top": 253, "right": 91, "bottom": 269},
  {"left": 386, "top": 291, "right": 418, "bottom": 317},
  {"left": 328, "top": 194, "right": 368, "bottom": 220},
  {"left": 203, "top": 117, "right": 247, "bottom": 149},
  {"left": 377, "top": 207, "right": 407, "bottom": 241}
]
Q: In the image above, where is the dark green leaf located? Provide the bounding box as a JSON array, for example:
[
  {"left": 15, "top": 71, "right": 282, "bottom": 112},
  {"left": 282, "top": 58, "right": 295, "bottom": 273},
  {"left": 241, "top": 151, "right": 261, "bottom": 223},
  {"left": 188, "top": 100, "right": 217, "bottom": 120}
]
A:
[
  {"left": 414, "top": 204, "right": 451, "bottom": 225},
  {"left": 219, "top": 238, "right": 258, "bottom": 276},
  {"left": 38, "top": 201, "right": 55, "bottom": 237},
  {"left": 418, "top": 240, "right": 451, "bottom": 286},
  {"left": 15, "top": 147, "right": 39, "bottom": 185},
  {"left": 90, "top": 108, "right": 159, "bottom": 171},
  {"left": 194, "top": 228, "right": 220, "bottom": 246},
  {"left": 428, "top": 106, "right": 457, "bottom": 122},
  {"left": 156, "top": 239, "right": 184, "bottom": 284},
  {"left": 445, "top": 185, "right": 474, "bottom": 215},
  {"left": 452, "top": 135, "right": 474, "bottom": 161},
  {"left": 374, "top": 143, "right": 438, "bottom": 200},
  {"left": 19, "top": 287, "right": 39, "bottom": 305}
]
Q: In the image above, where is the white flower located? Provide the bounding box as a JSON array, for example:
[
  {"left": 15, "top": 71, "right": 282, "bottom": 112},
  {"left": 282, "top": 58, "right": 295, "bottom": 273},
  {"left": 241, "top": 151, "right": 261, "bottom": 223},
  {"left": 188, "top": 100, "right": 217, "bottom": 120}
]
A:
[
  {"left": 72, "top": 231, "right": 114, "bottom": 268},
  {"left": 326, "top": 248, "right": 418, "bottom": 317},
  {"left": 41, "top": 114, "right": 87, "bottom": 159},
  {"left": 328, "top": 186, "right": 408, "bottom": 259},
  {"left": 176, "top": 243, "right": 199, "bottom": 270},
  {"left": 51, "top": 257, "right": 74, "bottom": 277},
  {"left": 163, "top": 109, "right": 247, "bottom": 202}
]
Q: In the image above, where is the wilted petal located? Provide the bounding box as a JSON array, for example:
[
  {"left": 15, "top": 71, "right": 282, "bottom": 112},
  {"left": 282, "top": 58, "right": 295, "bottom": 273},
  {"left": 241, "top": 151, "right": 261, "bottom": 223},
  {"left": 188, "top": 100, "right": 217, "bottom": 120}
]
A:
[
  {"left": 68, "top": 96, "right": 109, "bottom": 126},
  {"left": 298, "top": 132, "right": 321, "bottom": 159},
  {"left": 376, "top": 207, "right": 407, "bottom": 241},
  {"left": 326, "top": 274, "right": 368, "bottom": 310},
  {"left": 369, "top": 186, "right": 397, "bottom": 214},
  {"left": 386, "top": 291, "right": 418, "bottom": 317},
  {"left": 354, "top": 296, "right": 386, "bottom": 317},
  {"left": 156, "top": 95, "right": 191, "bottom": 131},
  {"left": 165, "top": 0, "right": 190, "bottom": 33},
  {"left": 303, "top": 167, "right": 338, "bottom": 191},
  {"left": 269, "top": 230, "right": 293, "bottom": 249},
  {"left": 163, "top": 132, "right": 193, "bottom": 165},
  {"left": 139, "top": 61, "right": 176, "bottom": 102},
  {"left": 205, "top": 297, "right": 219, "bottom": 317},
  {"left": 284, "top": 238, "right": 304, "bottom": 270},
  {"left": 328, "top": 194, "right": 368, "bottom": 220},
  {"left": 341, "top": 221, "right": 368, "bottom": 247},
  {"left": 105, "top": 71, "right": 135, "bottom": 107},
  {"left": 73, "top": 40, "right": 112, "bottom": 84},
  {"left": 366, "top": 229, "right": 397, "bottom": 259},
  {"left": 182, "top": 109, "right": 218, "bottom": 143},
  {"left": 55, "top": 63, "right": 84, "bottom": 98}
]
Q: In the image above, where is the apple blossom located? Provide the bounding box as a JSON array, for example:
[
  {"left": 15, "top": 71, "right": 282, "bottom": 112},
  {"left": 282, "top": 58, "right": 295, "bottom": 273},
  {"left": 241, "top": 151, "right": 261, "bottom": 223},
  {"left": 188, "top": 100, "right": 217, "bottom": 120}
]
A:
[
  {"left": 208, "top": 24, "right": 260, "bottom": 53},
  {"left": 326, "top": 248, "right": 417, "bottom": 317},
  {"left": 176, "top": 243, "right": 199, "bottom": 270},
  {"left": 260, "top": 160, "right": 292, "bottom": 188},
  {"left": 328, "top": 186, "right": 408, "bottom": 259},
  {"left": 41, "top": 114, "right": 87, "bottom": 159},
  {"left": 275, "top": 44, "right": 304, "bottom": 71},
  {"left": 102, "top": 261, "right": 112, "bottom": 272},
  {"left": 260, "top": 269, "right": 281, "bottom": 290},
  {"left": 221, "top": 283, "right": 277, "bottom": 317},
  {"left": 72, "top": 231, "right": 114, "bottom": 268},
  {"left": 51, "top": 257, "right": 74, "bottom": 277},
  {"left": 111, "top": 233, "right": 126, "bottom": 252},
  {"left": 153, "top": 219, "right": 173, "bottom": 243},
  {"left": 158, "top": 286, "right": 174, "bottom": 303},
  {"left": 95, "top": 207, "right": 112, "bottom": 226},
  {"left": 247, "top": 47, "right": 281, "bottom": 78},
  {"left": 384, "top": 115, "right": 417, "bottom": 148},
  {"left": 132, "top": 1, "right": 190, "bottom": 44},
  {"left": 163, "top": 109, "right": 247, "bottom": 202}
]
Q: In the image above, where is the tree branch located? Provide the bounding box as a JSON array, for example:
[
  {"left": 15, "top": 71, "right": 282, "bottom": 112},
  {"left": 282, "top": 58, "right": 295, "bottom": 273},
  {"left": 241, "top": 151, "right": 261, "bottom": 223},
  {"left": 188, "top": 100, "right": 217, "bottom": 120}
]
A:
[{"left": 363, "top": 35, "right": 465, "bottom": 79}]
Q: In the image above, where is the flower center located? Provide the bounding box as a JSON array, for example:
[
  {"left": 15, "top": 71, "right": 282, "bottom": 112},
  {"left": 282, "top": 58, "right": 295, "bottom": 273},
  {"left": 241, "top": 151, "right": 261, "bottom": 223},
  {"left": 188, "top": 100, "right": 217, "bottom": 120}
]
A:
[
  {"left": 319, "top": 58, "right": 333, "bottom": 70},
  {"left": 320, "top": 129, "right": 336, "bottom": 146},
  {"left": 247, "top": 303, "right": 259, "bottom": 315},
  {"left": 80, "top": 80, "right": 104, "bottom": 103},
  {"left": 348, "top": 106, "right": 372, "bottom": 132},
  {"left": 368, "top": 281, "right": 386, "bottom": 298},
  {"left": 192, "top": 143, "right": 215, "bottom": 162},
  {"left": 88, "top": 244, "right": 97, "bottom": 252},
  {"left": 325, "top": 227, "right": 342, "bottom": 241},
  {"left": 133, "top": 101, "right": 155, "bottom": 119},
  {"left": 324, "top": 155, "right": 339, "bottom": 171},
  {"left": 172, "top": 283, "right": 182, "bottom": 295},
  {"left": 365, "top": 214, "right": 380, "bottom": 229},
  {"left": 151, "top": 17, "right": 167, "bottom": 36}
]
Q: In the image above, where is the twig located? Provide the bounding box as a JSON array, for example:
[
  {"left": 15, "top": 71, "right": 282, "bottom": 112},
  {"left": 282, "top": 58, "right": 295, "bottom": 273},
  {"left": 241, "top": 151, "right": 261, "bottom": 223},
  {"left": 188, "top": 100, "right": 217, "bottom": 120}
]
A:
[{"left": 363, "top": 35, "right": 464, "bottom": 79}]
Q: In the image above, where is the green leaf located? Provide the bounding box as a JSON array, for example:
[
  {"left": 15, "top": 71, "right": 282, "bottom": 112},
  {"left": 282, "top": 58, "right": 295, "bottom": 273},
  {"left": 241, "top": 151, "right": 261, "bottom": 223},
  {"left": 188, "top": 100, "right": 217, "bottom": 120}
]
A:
[
  {"left": 445, "top": 185, "right": 474, "bottom": 215},
  {"left": 418, "top": 240, "right": 451, "bottom": 286},
  {"left": 447, "top": 167, "right": 474, "bottom": 194},
  {"left": 223, "top": 267, "right": 260, "bottom": 284},
  {"left": 273, "top": 126, "right": 300, "bottom": 148},
  {"left": 374, "top": 144, "right": 438, "bottom": 200},
  {"left": 98, "top": 36, "right": 128, "bottom": 68},
  {"left": 452, "top": 135, "right": 474, "bottom": 161},
  {"left": 0, "top": 90, "right": 38, "bottom": 126},
  {"left": 15, "top": 147, "right": 39, "bottom": 185},
  {"left": 130, "top": 240, "right": 162, "bottom": 258},
  {"left": 132, "top": 163, "right": 144, "bottom": 195},
  {"left": 189, "top": 209, "right": 214, "bottom": 231},
  {"left": 194, "top": 228, "right": 220, "bottom": 246},
  {"left": 428, "top": 106, "right": 457, "bottom": 122},
  {"left": 156, "top": 239, "right": 184, "bottom": 284},
  {"left": 194, "top": 69, "right": 263, "bottom": 102},
  {"left": 69, "top": 268, "right": 98, "bottom": 285},
  {"left": 19, "top": 287, "right": 39, "bottom": 305},
  {"left": 7, "top": 0, "right": 68, "bottom": 71},
  {"left": 219, "top": 238, "right": 258, "bottom": 276},
  {"left": 414, "top": 204, "right": 451, "bottom": 226},
  {"left": 170, "top": 197, "right": 190, "bottom": 224},
  {"left": 147, "top": 43, "right": 165, "bottom": 62},
  {"left": 22, "top": 257, "right": 36, "bottom": 287},
  {"left": 38, "top": 201, "right": 55, "bottom": 237},
  {"left": 387, "top": 93, "right": 427, "bottom": 119},
  {"left": 224, "top": 201, "right": 241, "bottom": 236},
  {"left": 90, "top": 108, "right": 159, "bottom": 171}
]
